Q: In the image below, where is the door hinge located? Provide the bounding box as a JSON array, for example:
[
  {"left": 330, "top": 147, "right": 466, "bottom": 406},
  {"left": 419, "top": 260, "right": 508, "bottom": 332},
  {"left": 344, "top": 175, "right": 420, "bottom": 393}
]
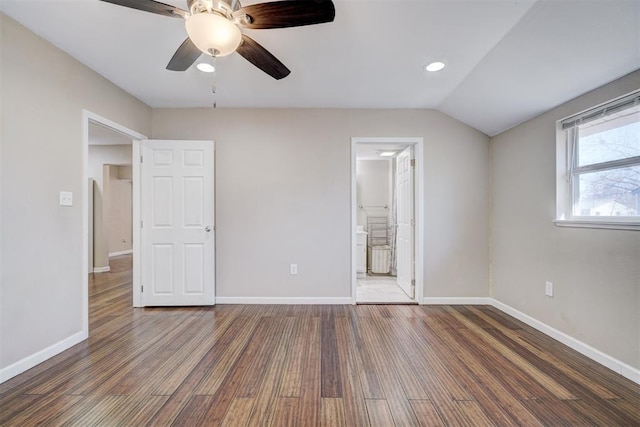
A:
[
  {"left": 410, "top": 158, "right": 415, "bottom": 167},
  {"left": 141, "top": 220, "right": 143, "bottom": 229},
  {"left": 140, "top": 155, "right": 143, "bottom": 163},
  {"left": 141, "top": 285, "right": 144, "bottom": 293},
  {"left": 411, "top": 279, "right": 415, "bottom": 287}
]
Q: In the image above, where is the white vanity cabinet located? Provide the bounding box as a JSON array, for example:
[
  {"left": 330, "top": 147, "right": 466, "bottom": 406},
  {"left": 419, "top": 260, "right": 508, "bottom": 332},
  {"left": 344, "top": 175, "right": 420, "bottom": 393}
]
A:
[{"left": 356, "top": 231, "right": 368, "bottom": 273}]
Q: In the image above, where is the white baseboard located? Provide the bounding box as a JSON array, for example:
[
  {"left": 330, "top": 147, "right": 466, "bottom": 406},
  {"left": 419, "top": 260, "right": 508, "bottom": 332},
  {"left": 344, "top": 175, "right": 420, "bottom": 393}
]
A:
[
  {"left": 0, "top": 331, "right": 87, "bottom": 384},
  {"left": 93, "top": 266, "right": 110, "bottom": 273},
  {"left": 423, "top": 297, "right": 492, "bottom": 305},
  {"left": 215, "top": 296, "right": 353, "bottom": 305},
  {"left": 491, "top": 298, "right": 640, "bottom": 385},
  {"left": 109, "top": 249, "right": 132, "bottom": 257}
]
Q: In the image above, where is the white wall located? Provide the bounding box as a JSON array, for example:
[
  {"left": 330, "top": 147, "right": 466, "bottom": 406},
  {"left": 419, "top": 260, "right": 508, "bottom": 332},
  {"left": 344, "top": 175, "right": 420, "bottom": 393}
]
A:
[
  {"left": 490, "top": 70, "right": 640, "bottom": 369},
  {"left": 152, "top": 108, "right": 491, "bottom": 300},
  {"left": 356, "top": 159, "right": 391, "bottom": 228},
  {"left": 0, "top": 14, "right": 151, "bottom": 373}
]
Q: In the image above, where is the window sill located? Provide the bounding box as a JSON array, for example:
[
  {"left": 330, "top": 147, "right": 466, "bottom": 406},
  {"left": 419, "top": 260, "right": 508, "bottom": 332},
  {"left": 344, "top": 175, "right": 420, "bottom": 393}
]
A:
[{"left": 554, "top": 219, "right": 640, "bottom": 231}]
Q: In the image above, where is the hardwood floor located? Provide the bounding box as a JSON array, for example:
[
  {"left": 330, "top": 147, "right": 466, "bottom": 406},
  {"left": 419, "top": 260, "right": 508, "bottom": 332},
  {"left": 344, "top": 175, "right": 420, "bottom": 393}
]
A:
[{"left": 1, "top": 255, "right": 638, "bottom": 426}]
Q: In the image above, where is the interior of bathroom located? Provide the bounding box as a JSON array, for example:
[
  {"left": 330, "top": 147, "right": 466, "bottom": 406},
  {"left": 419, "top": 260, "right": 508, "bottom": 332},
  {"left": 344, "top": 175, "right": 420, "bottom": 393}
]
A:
[{"left": 356, "top": 144, "right": 415, "bottom": 303}]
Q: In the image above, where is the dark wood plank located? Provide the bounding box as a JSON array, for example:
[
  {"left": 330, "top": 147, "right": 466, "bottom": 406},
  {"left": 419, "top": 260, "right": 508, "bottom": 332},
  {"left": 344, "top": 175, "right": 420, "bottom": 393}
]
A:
[
  {"left": 321, "top": 311, "right": 343, "bottom": 398},
  {"left": 296, "top": 317, "right": 322, "bottom": 427}
]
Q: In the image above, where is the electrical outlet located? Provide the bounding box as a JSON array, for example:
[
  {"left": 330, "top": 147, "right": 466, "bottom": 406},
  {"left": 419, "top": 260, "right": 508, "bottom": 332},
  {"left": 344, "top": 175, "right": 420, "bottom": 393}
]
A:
[
  {"left": 290, "top": 264, "right": 298, "bottom": 275},
  {"left": 545, "top": 281, "right": 554, "bottom": 297}
]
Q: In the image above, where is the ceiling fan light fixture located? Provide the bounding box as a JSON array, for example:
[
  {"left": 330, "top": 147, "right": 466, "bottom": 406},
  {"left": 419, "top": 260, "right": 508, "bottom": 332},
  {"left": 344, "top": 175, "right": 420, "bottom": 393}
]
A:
[{"left": 185, "top": 12, "right": 242, "bottom": 57}]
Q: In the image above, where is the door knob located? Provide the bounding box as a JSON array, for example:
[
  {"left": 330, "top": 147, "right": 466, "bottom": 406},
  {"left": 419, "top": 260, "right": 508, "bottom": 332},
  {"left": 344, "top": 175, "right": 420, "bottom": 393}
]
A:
[{"left": 205, "top": 226, "right": 212, "bottom": 232}]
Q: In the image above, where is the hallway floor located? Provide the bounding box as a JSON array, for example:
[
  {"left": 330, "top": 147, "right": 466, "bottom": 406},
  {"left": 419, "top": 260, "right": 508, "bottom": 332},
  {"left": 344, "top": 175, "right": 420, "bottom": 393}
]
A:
[{"left": 356, "top": 274, "right": 415, "bottom": 304}]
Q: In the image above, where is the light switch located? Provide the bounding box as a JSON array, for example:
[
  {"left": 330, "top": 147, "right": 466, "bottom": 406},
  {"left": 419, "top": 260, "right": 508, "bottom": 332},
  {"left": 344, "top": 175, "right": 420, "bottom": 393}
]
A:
[{"left": 59, "top": 191, "right": 73, "bottom": 207}]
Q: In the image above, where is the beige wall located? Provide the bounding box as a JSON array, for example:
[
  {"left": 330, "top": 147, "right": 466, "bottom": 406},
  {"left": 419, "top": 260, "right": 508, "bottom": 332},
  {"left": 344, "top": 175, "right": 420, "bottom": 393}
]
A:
[
  {"left": 490, "top": 70, "right": 640, "bottom": 369},
  {"left": 88, "top": 145, "right": 132, "bottom": 189},
  {"left": 356, "top": 159, "right": 392, "bottom": 227},
  {"left": 152, "top": 108, "right": 491, "bottom": 300},
  {"left": 0, "top": 14, "right": 151, "bottom": 370},
  {"left": 106, "top": 165, "right": 132, "bottom": 255}
]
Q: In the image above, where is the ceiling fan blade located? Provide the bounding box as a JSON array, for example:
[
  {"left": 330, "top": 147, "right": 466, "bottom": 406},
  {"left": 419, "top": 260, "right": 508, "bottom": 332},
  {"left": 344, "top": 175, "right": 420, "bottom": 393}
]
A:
[
  {"left": 166, "top": 38, "right": 202, "bottom": 71},
  {"left": 236, "top": 35, "right": 291, "bottom": 80},
  {"left": 99, "top": 0, "right": 187, "bottom": 18},
  {"left": 234, "top": 0, "right": 335, "bottom": 29}
]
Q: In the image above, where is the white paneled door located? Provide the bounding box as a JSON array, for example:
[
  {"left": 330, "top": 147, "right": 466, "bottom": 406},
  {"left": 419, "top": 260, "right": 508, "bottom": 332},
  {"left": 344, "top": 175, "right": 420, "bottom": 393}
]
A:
[
  {"left": 141, "top": 140, "right": 215, "bottom": 306},
  {"left": 396, "top": 146, "right": 414, "bottom": 298}
]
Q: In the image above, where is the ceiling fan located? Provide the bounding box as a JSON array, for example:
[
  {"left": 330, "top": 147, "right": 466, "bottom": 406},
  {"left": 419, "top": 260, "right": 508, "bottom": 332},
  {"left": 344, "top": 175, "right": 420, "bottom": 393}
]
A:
[{"left": 99, "top": 0, "right": 336, "bottom": 79}]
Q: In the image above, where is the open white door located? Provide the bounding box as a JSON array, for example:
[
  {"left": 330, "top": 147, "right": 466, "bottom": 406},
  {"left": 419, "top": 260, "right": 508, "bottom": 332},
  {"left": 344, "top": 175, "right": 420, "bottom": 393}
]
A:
[
  {"left": 396, "top": 146, "right": 414, "bottom": 298},
  {"left": 141, "top": 140, "right": 215, "bottom": 306}
]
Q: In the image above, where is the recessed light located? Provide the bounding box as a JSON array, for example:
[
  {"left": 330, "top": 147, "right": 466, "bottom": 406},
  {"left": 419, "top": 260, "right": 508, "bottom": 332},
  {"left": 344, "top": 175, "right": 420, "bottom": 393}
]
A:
[
  {"left": 425, "top": 61, "right": 446, "bottom": 72},
  {"left": 196, "top": 62, "right": 216, "bottom": 73},
  {"left": 379, "top": 151, "right": 397, "bottom": 157}
]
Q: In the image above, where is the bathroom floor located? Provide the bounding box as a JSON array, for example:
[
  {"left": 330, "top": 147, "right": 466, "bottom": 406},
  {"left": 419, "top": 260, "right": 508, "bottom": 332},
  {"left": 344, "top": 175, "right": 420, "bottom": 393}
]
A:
[{"left": 357, "top": 273, "right": 415, "bottom": 304}]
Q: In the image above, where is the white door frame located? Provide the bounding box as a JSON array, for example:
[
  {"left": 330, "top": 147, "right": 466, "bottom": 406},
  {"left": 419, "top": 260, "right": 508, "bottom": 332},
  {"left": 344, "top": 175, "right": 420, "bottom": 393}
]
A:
[
  {"left": 351, "top": 137, "right": 424, "bottom": 305},
  {"left": 82, "top": 110, "right": 147, "bottom": 328}
]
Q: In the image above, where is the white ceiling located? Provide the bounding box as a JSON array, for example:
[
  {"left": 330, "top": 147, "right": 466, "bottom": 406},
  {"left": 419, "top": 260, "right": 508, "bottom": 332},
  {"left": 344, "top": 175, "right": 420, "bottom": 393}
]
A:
[
  {"left": 89, "top": 122, "right": 134, "bottom": 145},
  {"left": 2, "top": 0, "right": 639, "bottom": 136},
  {"left": 356, "top": 143, "right": 409, "bottom": 160}
]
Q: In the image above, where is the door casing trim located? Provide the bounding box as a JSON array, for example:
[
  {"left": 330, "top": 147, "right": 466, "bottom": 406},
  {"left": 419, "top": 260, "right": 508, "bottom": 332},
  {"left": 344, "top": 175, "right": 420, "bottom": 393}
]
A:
[
  {"left": 82, "top": 110, "right": 146, "bottom": 315},
  {"left": 350, "top": 137, "right": 424, "bottom": 304}
]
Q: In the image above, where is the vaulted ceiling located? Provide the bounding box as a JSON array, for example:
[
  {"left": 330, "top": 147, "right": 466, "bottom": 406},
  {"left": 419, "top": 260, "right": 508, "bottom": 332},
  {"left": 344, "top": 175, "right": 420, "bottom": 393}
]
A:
[{"left": 2, "top": 0, "right": 639, "bottom": 136}]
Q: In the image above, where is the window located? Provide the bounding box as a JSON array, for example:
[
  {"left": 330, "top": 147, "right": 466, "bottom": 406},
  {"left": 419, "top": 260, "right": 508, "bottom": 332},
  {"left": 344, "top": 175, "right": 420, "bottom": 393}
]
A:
[{"left": 557, "top": 90, "right": 640, "bottom": 230}]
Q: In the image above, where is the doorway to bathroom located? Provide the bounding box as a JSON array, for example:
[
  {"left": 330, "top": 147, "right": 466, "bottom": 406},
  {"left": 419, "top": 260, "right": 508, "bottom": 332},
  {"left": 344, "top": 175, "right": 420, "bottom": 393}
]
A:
[{"left": 351, "top": 137, "right": 424, "bottom": 304}]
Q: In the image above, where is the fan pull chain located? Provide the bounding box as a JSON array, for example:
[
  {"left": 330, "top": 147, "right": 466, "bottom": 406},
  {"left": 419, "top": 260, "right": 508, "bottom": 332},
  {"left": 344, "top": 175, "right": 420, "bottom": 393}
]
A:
[
  {"left": 212, "top": 73, "right": 217, "bottom": 108},
  {"left": 209, "top": 49, "right": 217, "bottom": 108}
]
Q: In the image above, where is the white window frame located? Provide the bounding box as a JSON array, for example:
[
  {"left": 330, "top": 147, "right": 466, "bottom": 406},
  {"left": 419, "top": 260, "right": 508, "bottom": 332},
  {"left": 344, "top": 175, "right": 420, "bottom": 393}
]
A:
[{"left": 555, "top": 90, "right": 640, "bottom": 231}]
